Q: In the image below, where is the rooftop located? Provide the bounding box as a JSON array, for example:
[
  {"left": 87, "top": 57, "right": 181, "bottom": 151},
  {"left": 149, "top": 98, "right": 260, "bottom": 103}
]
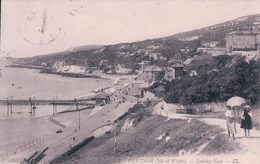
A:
[
  {"left": 171, "top": 64, "right": 184, "bottom": 68},
  {"left": 143, "top": 65, "right": 163, "bottom": 72}
]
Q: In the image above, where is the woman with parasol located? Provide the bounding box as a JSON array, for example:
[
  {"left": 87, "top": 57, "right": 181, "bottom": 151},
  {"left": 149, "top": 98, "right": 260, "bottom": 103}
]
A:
[
  {"left": 225, "top": 96, "right": 246, "bottom": 139},
  {"left": 225, "top": 106, "right": 237, "bottom": 139}
]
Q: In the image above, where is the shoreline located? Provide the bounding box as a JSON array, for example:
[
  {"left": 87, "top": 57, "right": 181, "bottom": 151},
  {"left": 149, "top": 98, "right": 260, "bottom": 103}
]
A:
[
  {"left": 6, "top": 64, "right": 102, "bottom": 79},
  {"left": 0, "top": 64, "right": 117, "bottom": 119},
  {"left": 0, "top": 63, "right": 138, "bottom": 163},
  {"left": 5, "top": 64, "right": 135, "bottom": 81},
  {"left": 3, "top": 63, "right": 119, "bottom": 97}
]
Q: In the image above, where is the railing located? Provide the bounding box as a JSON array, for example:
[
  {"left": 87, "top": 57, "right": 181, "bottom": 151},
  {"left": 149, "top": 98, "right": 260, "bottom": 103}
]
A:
[
  {"left": 0, "top": 132, "right": 56, "bottom": 161},
  {"left": 0, "top": 99, "right": 93, "bottom": 106}
]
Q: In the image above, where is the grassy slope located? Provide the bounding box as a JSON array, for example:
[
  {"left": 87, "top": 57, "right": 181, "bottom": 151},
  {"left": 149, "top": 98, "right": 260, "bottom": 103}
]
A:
[
  {"left": 58, "top": 114, "right": 240, "bottom": 164},
  {"left": 201, "top": 133, "right": 240, "bottom": 155}
]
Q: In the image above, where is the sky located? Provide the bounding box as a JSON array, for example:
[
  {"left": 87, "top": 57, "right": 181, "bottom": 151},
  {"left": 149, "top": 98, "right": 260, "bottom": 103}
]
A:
[{"left": 1, "top": 0, "right": 260, "bottom": 58}]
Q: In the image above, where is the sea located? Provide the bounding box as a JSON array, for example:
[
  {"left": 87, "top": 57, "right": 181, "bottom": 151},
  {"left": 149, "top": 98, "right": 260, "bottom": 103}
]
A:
[
  {"left": 0, "top": 61, "right": 111, "bottom": 119},
  {"left": 0, "top": 61, "right": 111, "bottom": 157}
]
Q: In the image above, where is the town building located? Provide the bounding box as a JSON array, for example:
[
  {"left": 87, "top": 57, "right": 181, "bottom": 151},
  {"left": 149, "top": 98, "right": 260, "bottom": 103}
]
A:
[
  {"left": 149, "top": 53, "right": 161, "bottom": 60},
  {"left": 172, "top": 64, "right": 184, "bottom": 79},
  {"left": 196, "top": 47, "right": 226, "bottom": 56},
  {"left": 226, "top": 31, "right": 260, "bottom": 51},
  {"left": 164, "top": 64, "right": 184, "bottom": 81},
  {"left": 210, "top": 48, "right": 227, "bottom": 56},
  {"left": 148, "top": 53, "right": 167, "bottom": 61},
  {"left": 196, "top": 47, "right": 212, "bottom": 54},
  {"left": 126, "top": 81, "right": 149, "bottom": 97},
  {"left": 140, "top": 65, "right": 164, "bottom": 84},
  {"left": 253, "top": 22, "right": 260, "bottom": 31},
  {"left": 225, "top": 22, "right": 260, "bottom": 61},
  {"left": 115, "top": 64, "right": 132, "bottom": 74},
  {"left": 41, "top": 62, "right": 48, "bottom": 67},
  {"left": 164, "top": 68, "right": 175, "bottom": 81},
  {"left": 226, "top": 22, "right": 260, "bottom": 52},
  {"left": 138, "top": 60, "right": 151, "bottom": 72},
  {"left": 180, "top": 47, "right": 193, "bottom": 53},
  {"left": 202, "top": 41, "right": 220, "bottom": 48},
  {"left": 231, "top": 46, "right": 260, "bottom": 62}
]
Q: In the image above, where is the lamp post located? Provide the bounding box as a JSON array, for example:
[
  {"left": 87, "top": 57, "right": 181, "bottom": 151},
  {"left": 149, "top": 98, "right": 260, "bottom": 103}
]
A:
[
  {"left": 52, "top": 98, "right": 55, "bottom": 115},
  {"left": 78, "top": 101, "right": 80, "bottom": 130},
  {"left": 10, "top": 96, "right": 13, "bottom": 114},
  {"left": 6, "top": 97, "right": 9, "bottom": 115},
  {"left": 113, "top": 128, "right": 117, "bottom": 153},
  {"left": 29, "top": 98, "right": 32, "bottom": 115}
]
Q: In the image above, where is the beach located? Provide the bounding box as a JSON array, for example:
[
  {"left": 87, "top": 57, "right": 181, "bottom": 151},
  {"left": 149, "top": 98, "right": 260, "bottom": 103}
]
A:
[{"left": 0, "top": 63, "right": 128, "bottom": 162}]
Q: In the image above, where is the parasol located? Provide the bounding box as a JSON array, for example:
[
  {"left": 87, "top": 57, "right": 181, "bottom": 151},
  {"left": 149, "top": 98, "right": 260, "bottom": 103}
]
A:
[{"left": 226, "top": 96, "right": 246, "bottom": 107}]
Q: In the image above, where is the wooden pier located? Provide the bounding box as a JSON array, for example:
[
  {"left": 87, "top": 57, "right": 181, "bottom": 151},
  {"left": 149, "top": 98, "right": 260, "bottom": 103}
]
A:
[
  {"left": 0, "top": 99, "right": 94, "bottom": 106},
  {"left": 0, "top": 95, "right": 110, "bottom": 116}
]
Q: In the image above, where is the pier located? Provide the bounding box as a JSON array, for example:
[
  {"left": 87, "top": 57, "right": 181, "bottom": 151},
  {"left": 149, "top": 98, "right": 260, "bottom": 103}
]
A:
[
  {"left": 0, "top": 99, "right": 93, "bottom": 106},
  {"left": 0, "top": 94, "right": 110, "bottom": 115},
  {"left": 0, "top": 98, "right": 96, "bottom": 116}
]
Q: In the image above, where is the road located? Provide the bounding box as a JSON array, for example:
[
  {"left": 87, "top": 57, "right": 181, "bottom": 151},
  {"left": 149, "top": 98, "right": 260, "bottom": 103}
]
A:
[{"left": 154, "top": 102, "right": 260, "bottom": 163}]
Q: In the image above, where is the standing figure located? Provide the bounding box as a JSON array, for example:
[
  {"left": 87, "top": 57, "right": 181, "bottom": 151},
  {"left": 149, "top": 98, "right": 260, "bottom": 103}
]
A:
[
  {"left": 240, "top": 105, "right": 253, "bottom": 137},
  {"left": 225, "top": 106, "right": 237, "bottom": 139}
]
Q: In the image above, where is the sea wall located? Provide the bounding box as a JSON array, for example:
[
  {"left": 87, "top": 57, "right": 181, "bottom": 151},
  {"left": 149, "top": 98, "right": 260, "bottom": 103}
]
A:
[{"left": 49, "top": 136, "right": 95, "bottom": 164}]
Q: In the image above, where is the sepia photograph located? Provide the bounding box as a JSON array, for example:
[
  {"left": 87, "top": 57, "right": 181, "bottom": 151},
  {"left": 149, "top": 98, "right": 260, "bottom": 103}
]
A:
[{"left": 0, "top": 0, "right": 260, "bottom": 163}]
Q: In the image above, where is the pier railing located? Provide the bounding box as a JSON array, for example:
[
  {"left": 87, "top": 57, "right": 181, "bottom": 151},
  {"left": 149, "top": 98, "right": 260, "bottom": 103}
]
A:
[{"left": 0, "top": 99, "right": 93, "bottom": 106}]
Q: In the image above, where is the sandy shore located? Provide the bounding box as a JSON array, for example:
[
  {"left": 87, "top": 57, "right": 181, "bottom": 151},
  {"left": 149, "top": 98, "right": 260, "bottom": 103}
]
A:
[{"left": 1, "top": 74, "right": 138, "bottom": 163}]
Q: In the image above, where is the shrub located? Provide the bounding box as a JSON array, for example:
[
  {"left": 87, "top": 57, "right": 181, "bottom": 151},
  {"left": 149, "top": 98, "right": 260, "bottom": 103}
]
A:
[{"left": 160, "top": 57, "right": 260, "bottom": 105}]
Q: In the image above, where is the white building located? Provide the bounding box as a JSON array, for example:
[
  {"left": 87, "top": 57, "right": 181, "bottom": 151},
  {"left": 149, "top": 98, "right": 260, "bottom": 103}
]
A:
[
  {"left": 126, "top": 81, "right": 149, "bottom": 97},
  {"left": 197, "top": 47, "right": 226, "bottom": 56},
  {"left": 115, "top": 65, "right": 132, "bottom": 74}
]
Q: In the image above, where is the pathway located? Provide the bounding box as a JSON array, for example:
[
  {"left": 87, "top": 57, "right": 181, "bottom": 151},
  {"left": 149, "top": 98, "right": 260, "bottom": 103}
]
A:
[{"left": 153, "top": 102, "right": 260, "bottom": 162}]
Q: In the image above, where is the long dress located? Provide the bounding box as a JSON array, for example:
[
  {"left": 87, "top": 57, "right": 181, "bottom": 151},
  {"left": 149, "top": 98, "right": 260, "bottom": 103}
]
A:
[
  {"left": 225, "top": 110, "right": 237, "bottom": 134},
  {"left": 240, "top": 111, "right": 252, "bottom": 129}
]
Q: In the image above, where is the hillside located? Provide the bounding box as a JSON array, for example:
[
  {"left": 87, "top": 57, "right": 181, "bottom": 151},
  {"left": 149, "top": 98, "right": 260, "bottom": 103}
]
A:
[
  {"left": 15, "top": 14, "right": 260, "bottom": 70},
  {"left": 13, "top": 45, "right": 103, "bottom": 67},
  {"left": 157, "top": 55, "right": 260, "bottom": 105},
  {"left": 170, "top": 14, "right": 260, "bottom": 46},
  {"left": 54, "top": 101, "right": 239, "bottom": 164},
  {"left": 56, "top": 114, "right": 239, "bottom": 164}
]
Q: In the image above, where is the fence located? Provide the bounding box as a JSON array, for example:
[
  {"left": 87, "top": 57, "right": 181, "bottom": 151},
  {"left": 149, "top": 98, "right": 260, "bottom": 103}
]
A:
[{"left": 0, "top": 131, "right": 56, "bottom": 161}]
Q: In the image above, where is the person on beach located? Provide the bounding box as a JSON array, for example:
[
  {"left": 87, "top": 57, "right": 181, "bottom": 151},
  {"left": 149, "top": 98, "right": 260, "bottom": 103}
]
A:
[
  {"left": 225, "top": 106, "right": 237, "bottom": 139},
  {"left": 240, "top": 105, "right": 253, "bottom": 137}
]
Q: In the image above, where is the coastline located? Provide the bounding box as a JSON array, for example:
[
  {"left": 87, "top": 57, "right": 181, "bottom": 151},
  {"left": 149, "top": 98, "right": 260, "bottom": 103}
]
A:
[
  {"left": 6, "top": 64, "right": 102, "bottom": 79},
  {"left": 5, "top": 64, "right": 135, "bottom": 81},
  {"left": 0, "top": 62, "right": 139, "bottom": 163}
]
